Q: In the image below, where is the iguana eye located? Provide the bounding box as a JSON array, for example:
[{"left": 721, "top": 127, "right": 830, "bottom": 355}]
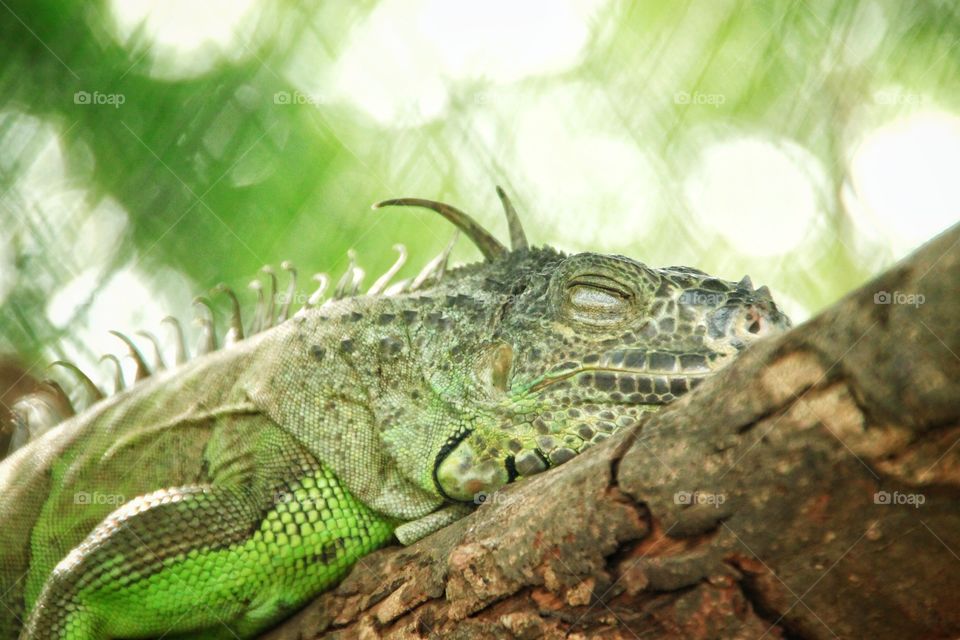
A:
[
  {"left": 566, "top": 276, "right": 631, "bottom": 325},
  {"left": 568, "top": 284, "right": 625, "bottom": 309}
]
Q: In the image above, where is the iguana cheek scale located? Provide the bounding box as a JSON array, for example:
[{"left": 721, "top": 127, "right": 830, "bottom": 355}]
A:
[{"left": 0, "top": 189, "right": 791, "bottom": 639}]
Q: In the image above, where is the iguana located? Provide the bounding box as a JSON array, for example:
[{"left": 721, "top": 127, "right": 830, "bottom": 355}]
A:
[{"left": 0, "top": 189, "right": 792, "bottom": 639}]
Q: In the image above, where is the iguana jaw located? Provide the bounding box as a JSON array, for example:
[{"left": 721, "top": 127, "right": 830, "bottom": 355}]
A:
[
  {"left": 528, "top": 361, "right": 718, "bottom": 402},
  {"left": 433, "top": 315, "right": 792, "bottom": 504},
  {"left": 432, "top": 359, "right": 708, "bottom": 503}
]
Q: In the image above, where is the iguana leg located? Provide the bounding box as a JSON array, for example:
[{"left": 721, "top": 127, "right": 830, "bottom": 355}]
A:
[
  {"left": 394, "top": 503, "right": 474, "bottom": 544},
  {"left": 22, "top": 464, "right": 395, "bottom": 639}
]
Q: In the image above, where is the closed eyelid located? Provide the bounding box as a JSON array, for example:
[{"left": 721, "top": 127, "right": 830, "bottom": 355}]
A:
[
  {"left": 567, "top": 272, "right": 633, "bottom": 298},
  {"left": 568, "top": 285, "right": 625, "bottom": 307}
]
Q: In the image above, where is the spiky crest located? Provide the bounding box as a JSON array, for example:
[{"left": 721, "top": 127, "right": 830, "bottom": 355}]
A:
[{"left": 24, "top": 186, "right": 533, "bottom": 432}]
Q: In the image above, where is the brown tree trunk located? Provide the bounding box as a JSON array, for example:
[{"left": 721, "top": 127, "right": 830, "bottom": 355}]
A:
[{"left": 263, "top": 224, "right": 960, "bottom": 640}]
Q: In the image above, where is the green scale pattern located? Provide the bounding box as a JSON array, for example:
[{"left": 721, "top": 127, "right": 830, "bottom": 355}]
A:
[{"left": 28, "top": 463, "right": 395, "bottom": 639}]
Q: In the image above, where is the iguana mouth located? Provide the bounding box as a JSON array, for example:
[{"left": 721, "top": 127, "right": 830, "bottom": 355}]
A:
[
  {"left": 529, "top": 350, "right": 732, "bottom": 403},
  {"left": 531, "top": 367, "right": 709, "bottom": 402}
]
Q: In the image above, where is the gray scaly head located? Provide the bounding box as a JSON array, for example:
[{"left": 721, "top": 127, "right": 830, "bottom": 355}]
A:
[{"left": 367, "top": 188, "right": 792, "bottom": 505}]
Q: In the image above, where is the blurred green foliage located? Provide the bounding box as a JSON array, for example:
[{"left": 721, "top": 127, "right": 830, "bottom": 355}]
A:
[{"left": 0, "top": 0, "right": 957, "bottom": 388}]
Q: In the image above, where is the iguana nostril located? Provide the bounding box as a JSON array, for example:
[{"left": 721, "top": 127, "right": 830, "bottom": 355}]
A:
[{"left": 748, "top": 319, "right": 762, "bottom": 334}]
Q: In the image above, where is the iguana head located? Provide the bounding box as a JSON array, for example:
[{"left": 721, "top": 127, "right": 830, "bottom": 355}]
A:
[{"left": 375, "top": 190, "right": 792, "bottom": 504}]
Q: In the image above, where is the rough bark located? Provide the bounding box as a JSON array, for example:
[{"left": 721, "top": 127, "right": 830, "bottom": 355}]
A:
[{"left": 263, "top": 224, "right": 960, "bottom": 640}]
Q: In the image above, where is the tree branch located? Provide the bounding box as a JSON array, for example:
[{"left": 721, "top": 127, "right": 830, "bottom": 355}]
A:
[{"left": 263, "top": 224, "right": 960, "bottom": 640}]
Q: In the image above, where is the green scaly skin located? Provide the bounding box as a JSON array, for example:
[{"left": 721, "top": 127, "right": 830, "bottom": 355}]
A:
[{"left": 0, "top": 197, "right": 791, "bottom": 639}]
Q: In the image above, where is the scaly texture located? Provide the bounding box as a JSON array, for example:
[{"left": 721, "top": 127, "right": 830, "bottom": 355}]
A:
[{"left": 0, "top": 191, "right": 791, "bottom": 639}]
